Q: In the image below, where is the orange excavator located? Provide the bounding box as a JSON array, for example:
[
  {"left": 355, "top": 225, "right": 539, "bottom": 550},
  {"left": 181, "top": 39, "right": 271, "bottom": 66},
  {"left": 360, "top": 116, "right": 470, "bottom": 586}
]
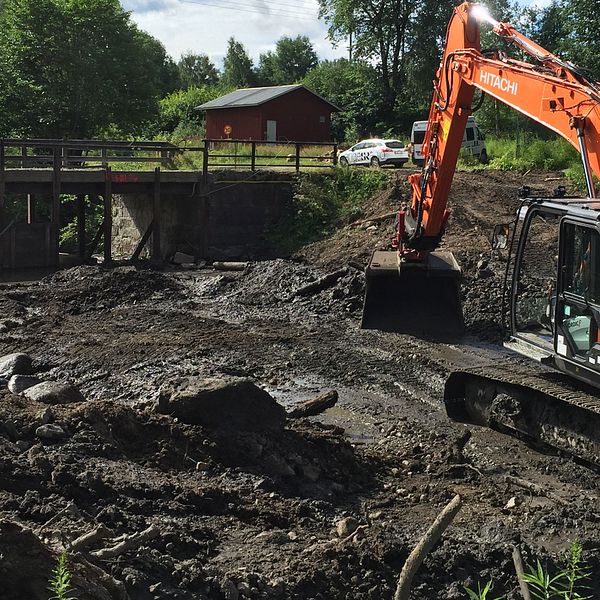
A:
[{"left": 362, "top": 2, "right": 600, "bottom": 465}]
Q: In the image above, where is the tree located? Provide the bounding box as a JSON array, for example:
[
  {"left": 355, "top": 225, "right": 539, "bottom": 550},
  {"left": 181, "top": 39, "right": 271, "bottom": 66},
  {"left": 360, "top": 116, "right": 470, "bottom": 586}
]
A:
[
  {"left": 178, "top": 52, "right": 219, "bottom": 88},
  {"left": 0, "top": 0, "right": 176, "bottom": 138},
  {"left": 318, "top": 0, "right": 455, "bottom": 110},
  {"left": 256, "top": 52, "right": 279, "bottom": 86},
  {"left": 155, "top": 85, "right": 222, "bottom": 141},
  {"left": 257, "top": 37, "right": 318, "bottom": 86},
  {"left": 272, "top": 36, "right": 318, "bottom": 84},
  {"left": 562, "top": 0, "right": 600, "bottom": 81},
  {"left": 222, "top": 37, "right": 254, "bottom": 88},
  {"left": 303, "top": 59, "right": 388, "bottom": 141}
]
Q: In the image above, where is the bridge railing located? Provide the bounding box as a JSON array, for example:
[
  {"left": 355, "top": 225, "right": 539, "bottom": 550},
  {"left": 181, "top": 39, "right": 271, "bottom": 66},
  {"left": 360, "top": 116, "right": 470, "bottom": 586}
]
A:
[
  {"left": 0, "top": 139, "right": 179, "bottom": 170},
  {"left": 197, "top": 139, "right": 338, "bottom": 177},
  {"left": 0, "top": 138, "right": 339, "bottom": 176}
]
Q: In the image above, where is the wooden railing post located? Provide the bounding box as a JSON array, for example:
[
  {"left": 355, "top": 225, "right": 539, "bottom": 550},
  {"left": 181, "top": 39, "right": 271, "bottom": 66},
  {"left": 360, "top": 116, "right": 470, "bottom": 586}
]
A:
[
  {"left": 333, "top": 143, "right": 338, "bottom": 166},
  {"left": 202, "top": 141, "right": 209, "bottom": 182},
  {"left": 21, "top": 145, "right": 27, "bottom": 168},
  {"left": 251, "top": 141, "right": 256, "bottom": 172},
  {"left": 295, "top": 143, "right": 301, "bottom": 173},
  {"left": 101, "top": 147, "right": 108, "bottom": 168},
  {"left": 77, "top": 195, "right": 86, "bottom": 258},
  {"left": 0, "top": 140, "right": 5, "bottom": 209},
  {"left": 103, "top": 167, "right": 112, "bottom": 265},
  {"left": 152, "top": 167, "right": 161, "bottom": 261}
]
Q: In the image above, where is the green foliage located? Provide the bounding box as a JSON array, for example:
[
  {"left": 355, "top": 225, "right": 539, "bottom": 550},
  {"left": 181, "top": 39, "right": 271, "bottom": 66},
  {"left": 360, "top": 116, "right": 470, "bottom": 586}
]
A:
[
  {"left": 155, "top": 86, "right": 224, "bottom": 141},
  {"left": 178, "top": 52, "right": 219, "bottom": 88},
  {"left": 465, "top": 580, "right": 503, "bottom": 600},
  {"left": 465, "top": 543, "right": 592, "bottom": 600},
  {"left": 522, "top": 543, "right": 592, "bottom": 600},
  {"left": 49, "top": 552, "right": 74, "bottom": 600},
  {"left": 222, "top": 37, "right": 254, "bottom": 88},
  {"left": 486, "top": 136, "right": 579, "bottom": 172},
  {"left": 257, "top": 36, "right": 318, "bottom": 86},
  {"left": 0, "top": 0, "right": 175, "bottom": 138},
  {"left": 317, "top": 0, "right": 455, "bottom": 111},
  {"left": 272, "top": 166, "right": 390, "bottom": 251},
  {"left": 302, "top": 59, "right": 388, "bottom": 141},
  {"left": 59, "top": 195, "right": 103, "bottom": 253}
]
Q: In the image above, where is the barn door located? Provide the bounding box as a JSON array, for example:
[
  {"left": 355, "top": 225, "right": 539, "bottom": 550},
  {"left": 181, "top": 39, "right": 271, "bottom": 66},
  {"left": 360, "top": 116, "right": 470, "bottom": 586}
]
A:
[{"left": 266, "top": 120, "right": 277, "bottom": 142}]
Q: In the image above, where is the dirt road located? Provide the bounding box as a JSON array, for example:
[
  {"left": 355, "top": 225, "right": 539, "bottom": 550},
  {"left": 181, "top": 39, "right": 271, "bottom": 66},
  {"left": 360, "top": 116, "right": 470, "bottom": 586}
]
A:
[{"left": 0, "top": 170, "right": 598, "bottom": 600}]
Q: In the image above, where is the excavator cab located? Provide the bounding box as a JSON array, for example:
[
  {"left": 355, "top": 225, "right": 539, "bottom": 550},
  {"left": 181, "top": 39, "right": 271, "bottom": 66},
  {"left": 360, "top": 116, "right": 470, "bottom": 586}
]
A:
[
  {"left": 361, "top": 249, "right": 464, "bottom": 337},
  {"left": 505, "top": 201, "right": 600, "bottom": 388}
]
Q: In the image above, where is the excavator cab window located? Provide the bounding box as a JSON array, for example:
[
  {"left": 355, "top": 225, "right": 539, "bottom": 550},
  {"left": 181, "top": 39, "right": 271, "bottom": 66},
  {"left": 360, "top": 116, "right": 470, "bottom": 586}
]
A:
[
  {"left": 513, "top": 209, "right": 559, "bottom": 350},
  {"left": 556, "top": 221, "right": 600, "bottom": 360}
]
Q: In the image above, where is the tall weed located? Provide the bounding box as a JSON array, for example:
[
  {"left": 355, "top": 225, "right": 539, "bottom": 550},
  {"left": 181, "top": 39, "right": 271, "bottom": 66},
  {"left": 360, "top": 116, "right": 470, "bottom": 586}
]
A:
[{"left": 271, "top": 166, "right": 390, "bottom": 251}]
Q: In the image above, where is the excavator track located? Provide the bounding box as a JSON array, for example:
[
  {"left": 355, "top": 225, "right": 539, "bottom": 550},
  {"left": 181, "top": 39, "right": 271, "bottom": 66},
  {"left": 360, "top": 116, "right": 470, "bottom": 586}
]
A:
[{"left": 445, "top": 363, "right": 600, "bottom": 469}]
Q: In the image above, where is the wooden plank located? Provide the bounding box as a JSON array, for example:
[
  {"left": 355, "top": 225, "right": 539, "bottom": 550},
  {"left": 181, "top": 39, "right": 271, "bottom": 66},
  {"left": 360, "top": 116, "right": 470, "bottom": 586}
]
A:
[
  {"left": 27, "top": 194, "right": 35, "bottom": 224},
  {"left": 10, "top": 225, "right": 16, "bottom": 269},
  {"left": 52, "top": 146, "right": 61, "bottom": 262},
  {"left": 132, "top": 219, "right": 154, "bottom": 261},
  {"left": 103, "top": 168, "right": 112, "bottom": 265},
  {"left": 87, "top": 218, "right": 104, "bottom": 260},
  {"left": 152, "top": 168, "right": 161, "bottom": 260},
  {"left": 45, "top": 223, "right": 52, "bottom": 267}
]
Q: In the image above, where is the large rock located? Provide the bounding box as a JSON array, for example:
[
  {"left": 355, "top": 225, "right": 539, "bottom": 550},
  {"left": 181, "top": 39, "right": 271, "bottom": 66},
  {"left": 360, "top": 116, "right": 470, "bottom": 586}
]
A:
[
  {"left": 158, "top": 377, "right": 286, "bottom": 431},
  {"left": 8, "top": 375, "right": 41, "bottom": 394},
  {"left": 24, "top": 381, "right": 85, "bottom": 405},
  {"left": 0, "top": 353, "right": 32, "bottom": 378}
]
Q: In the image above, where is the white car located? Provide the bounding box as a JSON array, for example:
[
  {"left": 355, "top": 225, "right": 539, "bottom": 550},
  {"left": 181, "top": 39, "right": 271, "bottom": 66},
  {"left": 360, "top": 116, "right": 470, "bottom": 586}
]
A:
[{"left": 338, "top": 139, "right": 409, "bottom": 168}]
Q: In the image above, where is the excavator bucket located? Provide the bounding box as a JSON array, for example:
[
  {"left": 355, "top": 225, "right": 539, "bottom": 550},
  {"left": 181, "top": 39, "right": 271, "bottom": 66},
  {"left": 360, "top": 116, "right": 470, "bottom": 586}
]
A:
[{"left": 361, "top": 250, "right": 464, "bottom": 337}]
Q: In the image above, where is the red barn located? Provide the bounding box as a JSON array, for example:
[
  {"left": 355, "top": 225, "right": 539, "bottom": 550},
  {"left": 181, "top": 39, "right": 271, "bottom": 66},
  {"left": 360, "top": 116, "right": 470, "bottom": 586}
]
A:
[{"left": 198, "top": 85, "right": 340, "bottom": 142}]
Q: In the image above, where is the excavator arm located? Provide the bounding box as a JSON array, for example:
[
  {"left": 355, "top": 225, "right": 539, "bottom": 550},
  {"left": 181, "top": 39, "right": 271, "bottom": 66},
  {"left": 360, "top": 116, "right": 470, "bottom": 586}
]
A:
[
  {"left": 362, "top": 1, "right": 600, "bottom": 335},
  {"left": 405, "top": 2, "right": 600, "bottom": 250}
]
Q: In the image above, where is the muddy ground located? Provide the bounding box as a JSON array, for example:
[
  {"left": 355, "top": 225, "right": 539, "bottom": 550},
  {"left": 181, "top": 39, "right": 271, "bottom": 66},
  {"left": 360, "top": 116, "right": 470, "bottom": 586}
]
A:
[{"left": 1, "top": 169, "right": 599, "bottom": 600}]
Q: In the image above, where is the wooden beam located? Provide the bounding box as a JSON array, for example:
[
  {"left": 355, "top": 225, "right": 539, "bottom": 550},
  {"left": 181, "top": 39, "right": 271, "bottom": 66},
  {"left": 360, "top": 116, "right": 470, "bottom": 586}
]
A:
[
  {"left": 131, "top": 219, "right": 154, "bottom": 262},
  {"left": 27, "top": 194, "right": 36, "bottom": 224},
  {"left": 152, "top": 167, "right": 161, "bottom": 260},
  {"left": 52, "top": 146, "right": 61, "bottom": 262},
  {"left": 87, "top": 219, "right": 104, "bottom": 261},
  {"left": 103, "top": 168, "right": 112, "bottom": 265},
  {"left": 77, "top": 195, "right": 86, "bottom": 258}
]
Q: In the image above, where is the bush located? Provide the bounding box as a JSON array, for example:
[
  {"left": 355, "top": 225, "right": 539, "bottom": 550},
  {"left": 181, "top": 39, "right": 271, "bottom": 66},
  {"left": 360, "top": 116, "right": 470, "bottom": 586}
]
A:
[
  {"left": 272, "top": 166, "right": 391, "bottom": 251},
  {"left": 486, "top": 136, "right": 580, "bottom": 172}
]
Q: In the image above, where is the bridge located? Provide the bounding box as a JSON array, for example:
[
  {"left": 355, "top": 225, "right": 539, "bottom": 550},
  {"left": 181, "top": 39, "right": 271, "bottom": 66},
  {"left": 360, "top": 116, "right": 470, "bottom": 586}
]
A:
[{"left": 0, "top": 138, "right": 337, "bottom": 270}]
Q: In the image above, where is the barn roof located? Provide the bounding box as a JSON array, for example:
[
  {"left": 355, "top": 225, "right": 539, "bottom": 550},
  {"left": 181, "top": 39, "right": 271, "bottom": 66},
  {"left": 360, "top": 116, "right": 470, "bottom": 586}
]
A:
[{"left": 197, "top": 85, "right": 341, "bottom": 111}]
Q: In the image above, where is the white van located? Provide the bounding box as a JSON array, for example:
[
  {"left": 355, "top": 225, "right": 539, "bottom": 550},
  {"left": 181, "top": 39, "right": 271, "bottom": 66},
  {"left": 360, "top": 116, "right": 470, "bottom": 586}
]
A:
[{"left": 411, "top": 116, "right": 487, "bottom": 166}]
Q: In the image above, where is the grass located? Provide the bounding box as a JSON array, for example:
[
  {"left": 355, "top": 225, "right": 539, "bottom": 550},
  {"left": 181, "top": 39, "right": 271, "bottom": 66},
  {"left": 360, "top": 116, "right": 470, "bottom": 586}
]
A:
[
  {"left": 49, "top": 552, "right": 74, "bottom": 600},
  {"left": 465, "top": 543, "right": 592, "bottom": 600},
  {"left": 173, "top": 141, "right": 336, "bottom": 171},
  {"left": 455, "top": 134, "right": 592, "bottom": 193}
]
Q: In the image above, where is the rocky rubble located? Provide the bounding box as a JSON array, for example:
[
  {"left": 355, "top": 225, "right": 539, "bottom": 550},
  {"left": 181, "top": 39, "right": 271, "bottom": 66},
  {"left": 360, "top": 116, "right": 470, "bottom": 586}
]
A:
[{"left": 1, "top": 171, "right": 599, "bottom": 599}]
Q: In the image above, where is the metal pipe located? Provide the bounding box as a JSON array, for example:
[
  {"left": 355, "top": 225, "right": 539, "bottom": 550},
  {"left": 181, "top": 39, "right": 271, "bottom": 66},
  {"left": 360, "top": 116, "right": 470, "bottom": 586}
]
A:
[{"left": 576, "top": 125, "right": 596, "bottom": 198}]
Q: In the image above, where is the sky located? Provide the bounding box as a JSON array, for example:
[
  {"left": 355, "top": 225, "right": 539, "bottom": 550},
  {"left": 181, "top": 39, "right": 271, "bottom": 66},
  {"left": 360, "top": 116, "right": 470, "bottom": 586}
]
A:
[{"left": 122, "top": 0, "right": 553, "bottom": 66}]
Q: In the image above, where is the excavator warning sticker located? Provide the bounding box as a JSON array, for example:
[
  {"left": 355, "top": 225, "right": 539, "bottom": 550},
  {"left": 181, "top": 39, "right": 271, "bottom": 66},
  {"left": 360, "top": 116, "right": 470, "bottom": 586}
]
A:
[
  {"left": 480, "top": 71, "right": 519, "bottom": 95},
  {"left": 440, "top": 119, "right": 451, "bottom": 143},
  {"left": 557, "top": 334, "right": 568, "bottom": 356}
]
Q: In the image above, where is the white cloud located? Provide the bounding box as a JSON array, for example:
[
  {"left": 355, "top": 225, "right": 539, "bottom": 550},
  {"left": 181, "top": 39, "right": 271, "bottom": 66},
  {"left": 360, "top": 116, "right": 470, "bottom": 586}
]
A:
[{"left": 121, "top": 0, "right": 347, "bottom": 65}]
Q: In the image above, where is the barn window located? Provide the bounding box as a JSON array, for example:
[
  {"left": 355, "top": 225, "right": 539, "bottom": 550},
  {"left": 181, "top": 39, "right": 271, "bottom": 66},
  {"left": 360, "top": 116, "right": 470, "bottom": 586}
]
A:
[{"left": 319, "top": 116, "right": 326, "bottom": 123}]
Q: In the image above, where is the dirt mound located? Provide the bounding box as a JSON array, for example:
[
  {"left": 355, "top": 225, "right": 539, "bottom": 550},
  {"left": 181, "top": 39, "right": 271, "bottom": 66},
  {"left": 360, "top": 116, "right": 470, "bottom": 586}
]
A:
[{"left": 40, "top": 265, "right": 184, "bottom": 314}]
